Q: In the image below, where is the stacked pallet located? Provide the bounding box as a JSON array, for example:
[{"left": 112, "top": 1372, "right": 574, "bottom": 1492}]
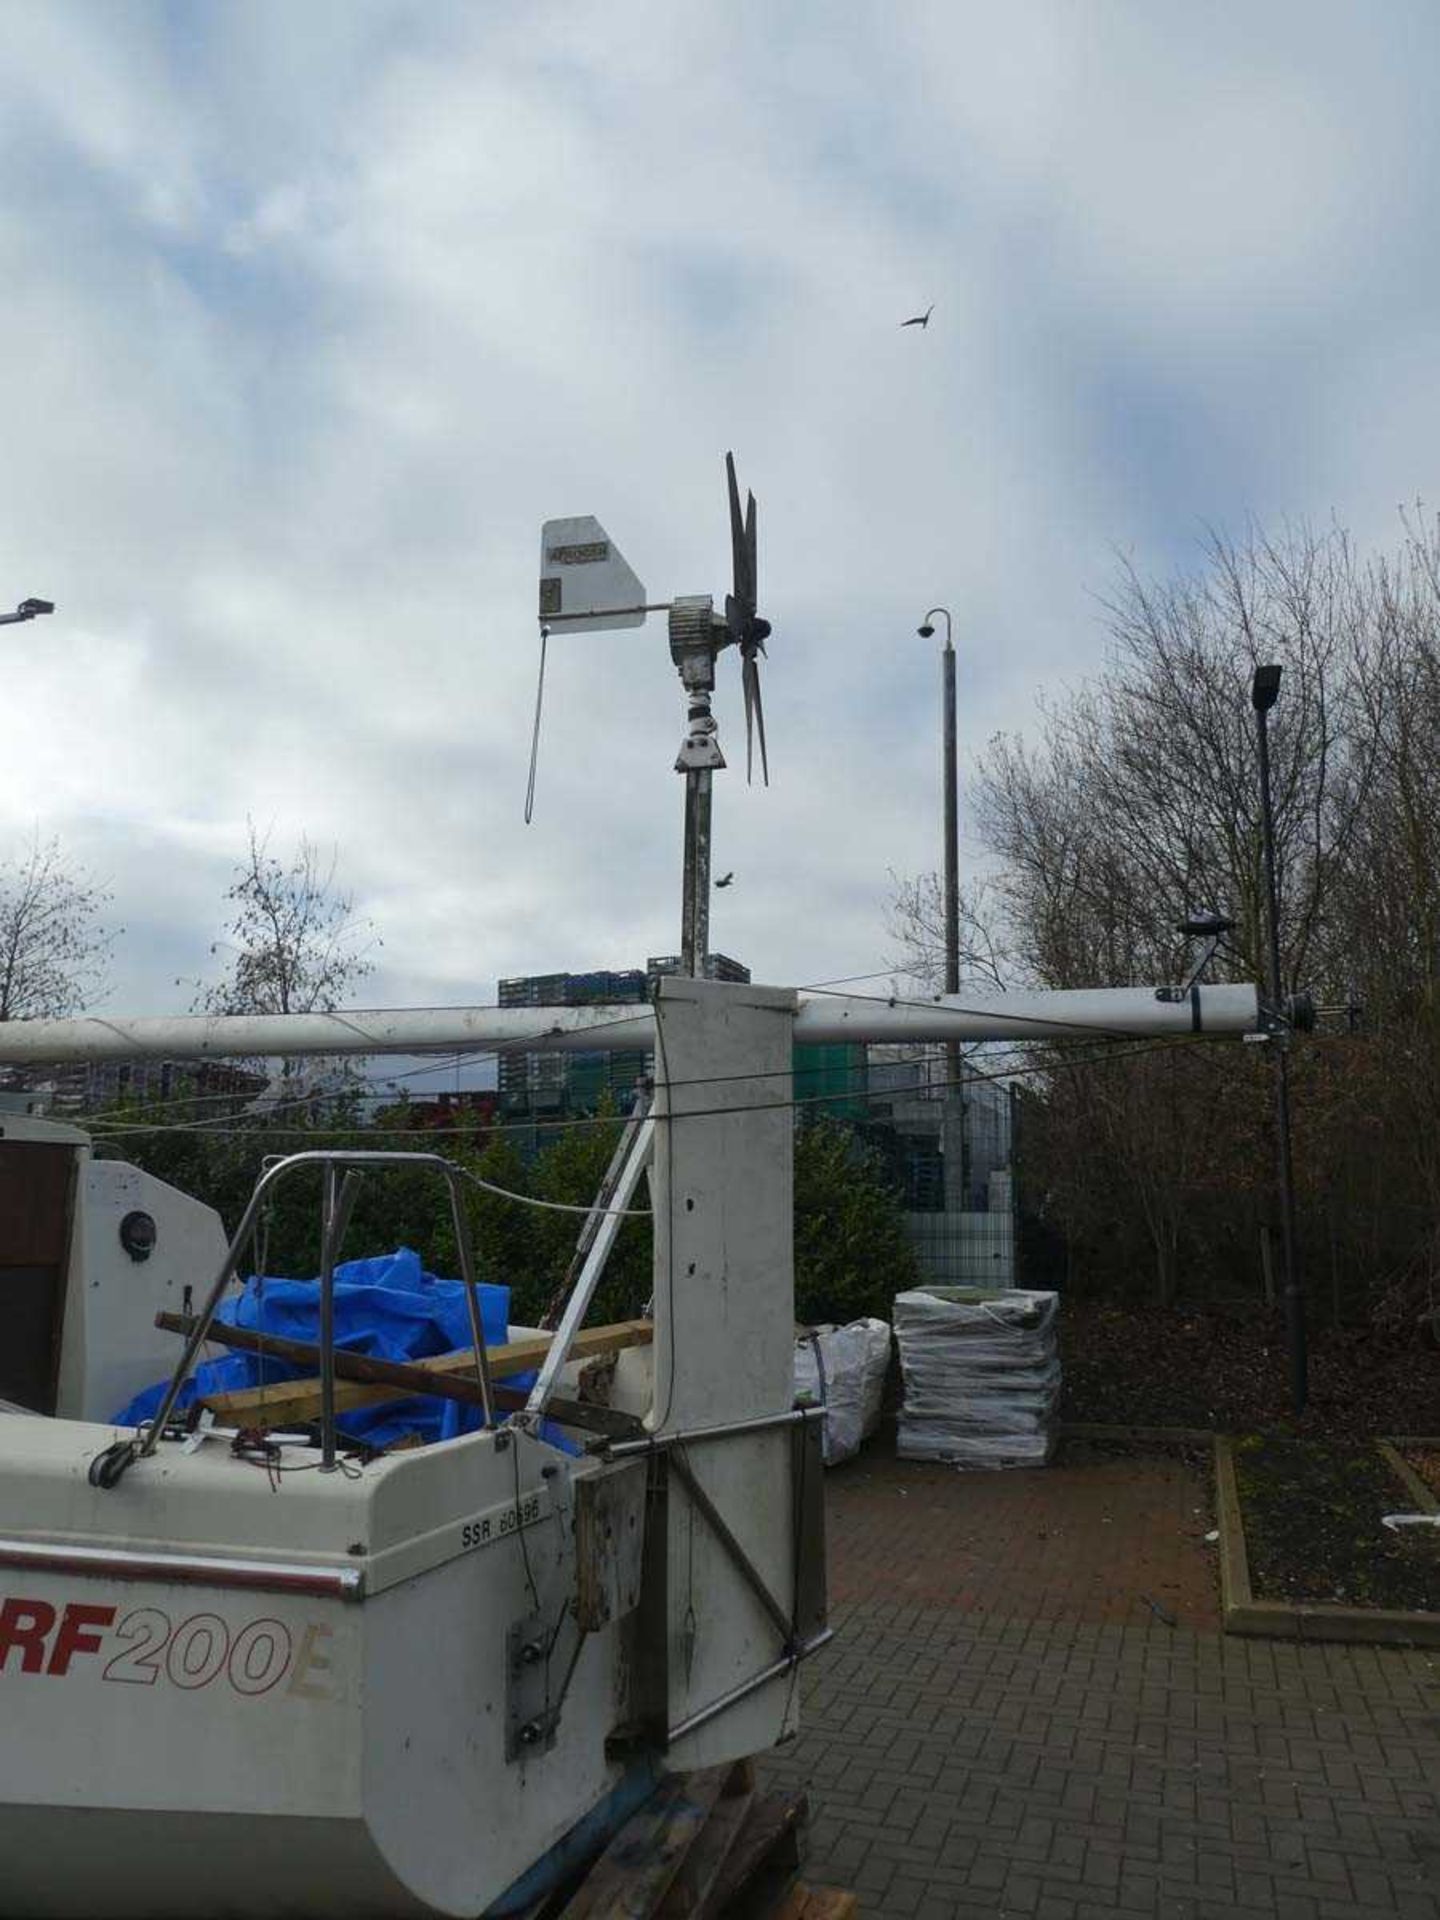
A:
[{"left": 894, "top": 1286, "right": 1060, "bottom": 1469}]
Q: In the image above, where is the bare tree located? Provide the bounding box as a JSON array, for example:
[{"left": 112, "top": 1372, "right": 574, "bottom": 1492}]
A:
[
  {"left": 199, "top": 823, "right": 376, "bottom": 1017},
  {"left": 0, "top": 836, "right": 114, "bottom": 1020},
  {"left": 886, "top": 870, "right": 1010, "bottom": 993},
  {"left": 964, "top": 522, "right": 1384, "bottom": 1306},
  {"left": 1321, "top": 512, "right": 1440, "bottom": 1316},
  {"left": 979, "top": 523, "right": 1375, "bottom": 998}
]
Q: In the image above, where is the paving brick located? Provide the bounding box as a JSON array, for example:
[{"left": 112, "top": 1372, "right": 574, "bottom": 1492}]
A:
[
  {"left": 1036, "top": 1898, "right": 1078, "bottom": 1920},
  {"left": 758, "top": 1438, "right": 1440, "bottom": 1920},
  {"left": 877, "top": 1876, "right": 927, "bottom": 1915}
]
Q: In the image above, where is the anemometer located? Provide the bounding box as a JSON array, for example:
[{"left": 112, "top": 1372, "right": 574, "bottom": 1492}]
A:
[{"left": 530, "top": 453, "right": 772, "bottom": 977}]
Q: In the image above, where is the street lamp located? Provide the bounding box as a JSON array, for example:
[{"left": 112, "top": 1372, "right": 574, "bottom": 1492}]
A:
[
  {"left": 1252, "top": 662, "right": 1307, "bottom": 1413},
  {"left": 918, "top": 608, "right": 964, "bottom": 1211},
  {"left": 916, "top": 608, "right": 959, "bottom": 1016},
  {"left": 0, "top": 598, "right": 54, "bottom": 627}
]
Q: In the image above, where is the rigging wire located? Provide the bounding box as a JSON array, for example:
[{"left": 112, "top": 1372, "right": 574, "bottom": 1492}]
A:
[
  {"left": 81, "top": 1027, "right": 1241, "bottom": 1145},
  {"left": 524, "top": 625, "right": 549, "bottom": 825},
  {"left": 79, "top": 1007, "right": 664, "bottom": 1136},
  {"left": 451, "top": 1162, "right": 649, "bottom": 1219}
]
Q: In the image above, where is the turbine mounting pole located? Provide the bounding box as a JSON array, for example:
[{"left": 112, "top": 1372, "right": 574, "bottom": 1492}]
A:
[{"left": 670, "top": 595, "right": 728, "bottom": 977}]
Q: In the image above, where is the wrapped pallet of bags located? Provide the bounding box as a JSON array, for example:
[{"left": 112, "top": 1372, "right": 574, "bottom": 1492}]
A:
[
  {"left": 794, "top": 1317, "right": 892, "bottom": 1464},
  {"left": 894, "top": 1287, "right": 1060, "bottom": 1468}
]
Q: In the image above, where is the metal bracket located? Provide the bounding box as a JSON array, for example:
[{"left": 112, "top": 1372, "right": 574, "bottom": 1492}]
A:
[
  {"left": 676, "top": 713, "right": 726, "bottom": 772},
  {"left": 1155, "top": 915, "right": 1236, "bottom": 1006},
  {"left": 668, "top": 1449, "right": 796, "bottom": 1649},
  {"left": 505, "top": 1610, "right": 558, "bottom": 1762},
  {"left": 573, "top": 1460, "right": 647, "bottom": 1632}
]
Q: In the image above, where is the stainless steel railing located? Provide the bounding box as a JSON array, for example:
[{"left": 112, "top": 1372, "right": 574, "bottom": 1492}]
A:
[{"left": 136, "top": 1149, "right": 497, "bottom": 1470}]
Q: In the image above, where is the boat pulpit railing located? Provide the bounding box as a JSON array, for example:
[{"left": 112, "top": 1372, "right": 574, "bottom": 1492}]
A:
[{"left": 89, "top": 1149, "right": 497, "bottom": 1489}]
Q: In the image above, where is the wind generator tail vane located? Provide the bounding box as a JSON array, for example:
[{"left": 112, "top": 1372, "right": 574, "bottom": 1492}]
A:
[
  {"left": 526, "top": 516, "right": 650, "bottom": 822},
  {"left": 538, "top": 516, "right": 647, "bottom": 631}
]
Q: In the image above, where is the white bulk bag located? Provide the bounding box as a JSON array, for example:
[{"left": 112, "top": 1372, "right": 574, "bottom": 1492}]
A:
[{"left": 794, "top": 1317, "right": 891, "bottom": 1464}]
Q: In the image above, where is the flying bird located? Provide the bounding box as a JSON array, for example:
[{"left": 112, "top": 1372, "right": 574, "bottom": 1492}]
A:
[
  {"left": 901, "top": 305, "right": 934, "bottom": 329},
  {"left": 715, "top": 872, "right": 735, "bottom": 888}
]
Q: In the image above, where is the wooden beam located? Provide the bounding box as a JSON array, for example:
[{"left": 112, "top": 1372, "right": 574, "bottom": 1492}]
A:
[
  {"left": 557, "top": 1768, "right": 730, "bottom": 1920},
  {"left": 154, "top": 1312, "right": 643, "bottom": 1440},
  {"left": 772, "top": 1888, "right": 860, "bottom": 1920},
  {"left": 655, "top": 1777, "right": 753, "bottom": 1918},
  {"left": 194, "top": 1320, "right": 654, "bottom": 1430},
  {"left": 704, "top": 1790, "right": 807, "bottom": 1917},
  {"left": 156, "top": 1311, "right": 491, "bottom": 1408}
]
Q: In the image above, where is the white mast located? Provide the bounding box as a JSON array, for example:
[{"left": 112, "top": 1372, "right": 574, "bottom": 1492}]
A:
[{"left": 0, "top": 982, "right": 1261, "bottom": 1067}]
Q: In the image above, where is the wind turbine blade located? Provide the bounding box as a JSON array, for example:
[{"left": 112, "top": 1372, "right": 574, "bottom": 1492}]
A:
[
  {"left": 742, "top": 652, "right": 770, "bottom": 787},
  {"left": 745, "top": 490, "right": 757, "bottom": 610},
  {"left": 742, "top": 650, "right": 756, "bottom": 781},
  {"left": 726, "top": 452, "right": 750, "bottom": 608}
]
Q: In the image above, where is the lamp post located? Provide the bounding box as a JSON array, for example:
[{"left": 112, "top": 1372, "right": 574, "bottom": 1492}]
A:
[
  {"left": 916, "top": 610, "right": 959, "bottom": 1014},
  {"left": 918, "top": 608, "right": 964, "bottom": 1205},
  {"left": 1252, "top": 662, "right": 1307, "bottom": 1414},
  {"left": 0, "top": 598, "right": 54, "bottom": 628}
]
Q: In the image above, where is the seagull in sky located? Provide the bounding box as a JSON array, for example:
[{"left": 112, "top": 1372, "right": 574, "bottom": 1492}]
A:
[
  {"left": 901, "top": 304, "right": 934, "bottom": 329},
  {"left": 715, "top": 872, "right": 735, "bottom": 888}
]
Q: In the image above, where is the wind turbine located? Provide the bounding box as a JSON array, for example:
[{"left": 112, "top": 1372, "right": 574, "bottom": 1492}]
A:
[{"left": 532, "top": 453, "right": 775, "bottom": 976}]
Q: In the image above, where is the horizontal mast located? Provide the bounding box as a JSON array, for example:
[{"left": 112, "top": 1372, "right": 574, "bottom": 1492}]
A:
[{"left": 0, "top": 983, "right": 1261, "bottom": 1066}]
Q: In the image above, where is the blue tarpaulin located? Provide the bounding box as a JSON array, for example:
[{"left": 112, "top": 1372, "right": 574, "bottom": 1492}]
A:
[{"left": 116, "top": 1247, "right": 511, "bottom": 1450}]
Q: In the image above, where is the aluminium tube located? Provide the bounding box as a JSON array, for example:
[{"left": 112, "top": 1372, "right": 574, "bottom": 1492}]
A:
[{"left": 0, "top": 983, "right": 1265, "bottom": 1068}]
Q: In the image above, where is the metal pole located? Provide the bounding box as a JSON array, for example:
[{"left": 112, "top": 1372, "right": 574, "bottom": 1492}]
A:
[
  {"left": 942, "top": 634, "right": 960, "bottom": 1088},
  {"left": 942, "top": 641, "right": 959, "bottom": 999},
  {"left": 1253, "top": 667, "right": 1307, "bottom": 1413},
  {"left": 525, "top": 1116, "right": 655, "bottom": 1419},
  {"left": 680, "top": 767, "right": 713, "bottom": 977},
  {"left": 317, "top": 1167, "right": 363, "bottom": 1468},
  {"left": 922, "top": 606, "right": 963, "bottom": 1201},
  {"left": 670, "top": 598, "right": 723, "bottom": 981},
  {"left": 317, "top": 1165, "right": 347, "bottom": 1469},
  {"left": 445, "top": 1168, "right": 497, "bottom": 1427}
]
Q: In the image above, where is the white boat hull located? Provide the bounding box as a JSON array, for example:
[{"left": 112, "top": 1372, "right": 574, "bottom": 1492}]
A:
[{"left": 0, "top": 1415, "right": 638, "bottom": 1918}]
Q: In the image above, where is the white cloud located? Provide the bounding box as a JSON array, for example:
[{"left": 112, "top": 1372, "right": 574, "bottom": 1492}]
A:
[{"left": 0, "top": 0, "right": 1437, "bottom": 1024}]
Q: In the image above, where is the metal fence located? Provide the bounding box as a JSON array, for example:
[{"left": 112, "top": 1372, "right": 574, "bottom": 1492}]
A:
[{"left": 858, "top": 1051, "right": 1019, "bottom": 1292}]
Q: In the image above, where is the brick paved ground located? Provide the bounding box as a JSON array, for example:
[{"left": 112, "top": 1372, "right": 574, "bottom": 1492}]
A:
[{"left": 760, "top": 1438, "right": 1440, "bottom": 1919}]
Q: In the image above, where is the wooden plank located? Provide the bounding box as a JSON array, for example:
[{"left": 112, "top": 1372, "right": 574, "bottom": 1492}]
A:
[
  {"left": 559, "top": 1768, "right": 729, "bottom": 1920},
  {"left": 706, "top": 1790, "right": 807, "bottom": 1917},
  {"left": 157, "top": 1312, "right": 641, "bottom": 1439},
  {"left": 1377, "top": 1439, "right": 1440, "bottom": 1514},
  {"left": 197, "top": 1320, "right": 653, "bottom": 1429},
  {"left": 769, "top": 1889, "right": 858, "bottom": 1920},
  {"left": 656, "top": 1787, "right": 753, "bottom": 1919},
  {"left": 157, "top": 1311, "right": 492, "bottom": 1407},
  {"left": 770, "top": 1891, "right": 810, "bottom": 1920}
]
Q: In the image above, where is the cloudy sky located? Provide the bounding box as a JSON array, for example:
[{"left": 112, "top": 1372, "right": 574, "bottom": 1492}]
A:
[{"left": 1, "top": 1, "right": 1436, "bottom": 1032}]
